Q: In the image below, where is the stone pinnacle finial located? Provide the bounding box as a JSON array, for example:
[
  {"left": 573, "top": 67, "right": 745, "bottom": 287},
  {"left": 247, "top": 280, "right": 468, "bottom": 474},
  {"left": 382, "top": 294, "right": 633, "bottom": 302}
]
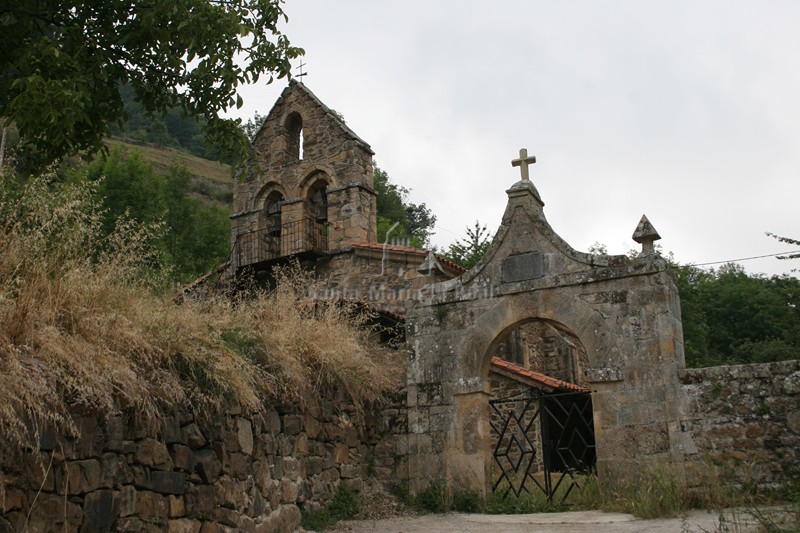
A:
[
  {"left": 418, "top": 250, "right": 445, "bottom": 277},
  {"left": 511, "top": 148, "right": 536, "bottom": 181},
  {"left": 632, "top": 214, "right": 661, "bottom": 256}
]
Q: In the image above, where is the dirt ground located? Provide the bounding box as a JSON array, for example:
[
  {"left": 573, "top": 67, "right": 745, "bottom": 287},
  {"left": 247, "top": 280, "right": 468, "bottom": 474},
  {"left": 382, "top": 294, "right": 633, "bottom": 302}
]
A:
[{"left": 327, "top": 508, "right": 769, "bottom": 533}]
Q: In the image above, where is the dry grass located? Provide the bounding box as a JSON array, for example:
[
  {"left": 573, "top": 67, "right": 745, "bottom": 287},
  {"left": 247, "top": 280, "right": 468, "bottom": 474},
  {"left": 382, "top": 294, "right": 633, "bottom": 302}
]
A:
[
  {"left": 0, "top": 171, "right": 400, "bottom": 457},
  {"left": 105, "top": 137, "right": 233, "bottom": 185}
]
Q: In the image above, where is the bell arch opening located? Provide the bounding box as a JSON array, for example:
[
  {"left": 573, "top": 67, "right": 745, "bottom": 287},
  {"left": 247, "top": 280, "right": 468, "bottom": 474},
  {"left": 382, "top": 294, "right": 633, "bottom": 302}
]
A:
[
  {"left": 284, "top": 111, "right": 303, "bottom": 161},
  {"left": 306, "top": 177, "right": 329, "bottom": 223}
]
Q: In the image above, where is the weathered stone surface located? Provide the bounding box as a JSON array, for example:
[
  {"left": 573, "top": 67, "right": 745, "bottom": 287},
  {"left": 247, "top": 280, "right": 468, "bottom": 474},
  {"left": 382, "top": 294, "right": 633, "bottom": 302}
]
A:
[
  {"left": 282, "top": 415, "right": 303, "bottom": 436},
  {"left": 81, "top": 489, "right": 116, "bottom": 533},
  {"left": 135, "top": 490, "right": 168, "bottom": 521},
  {"left": 171, "top": 444, "right": 196, "bottom": 472},
  {"left": 25, "top": 493, "right": 82, "bottom": 533},
  {"left": 168, "top": 495, "right": 186, "bottom": 518},
  {"left": 256, "top": 504, "right": 301, "bottom": 533},
  {"left": 168, "top": 518, "right": 202, "bottom": 533},
  {"left": 195, "top": 449, "right": 222, "bottom": 483},
  {"left": 62, "top": 459, "right": 103, "bottom": 495},
  {"left": 135, "top": 439, "right": 173, "bottom": 470},
  {"left": 501, "top": 252, "right": 544, "bottom": 283},
  {"left": 182, "top": 424, "right": 207, "bottom": 449},
  {"left": 681, "top": 360, "right": 800, "bottom": 487},
  {"left": 150, "top": 471, "right": 187, "bottom": 495},
  {"left": 237, "top": 419, "right": 254, "bottom": 455}
]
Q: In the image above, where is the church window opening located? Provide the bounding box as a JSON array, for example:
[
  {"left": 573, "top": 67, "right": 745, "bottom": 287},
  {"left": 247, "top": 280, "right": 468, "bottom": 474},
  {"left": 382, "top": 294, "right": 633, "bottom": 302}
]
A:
[
  {"left": 307, "top": 179, "right": 328, "bottom": 223},
  {"left": 285, "top": 112, "right": 303, "bottom": 161},
  {"left": 265, "top": 191, "right": 284, "bottom": 236}
]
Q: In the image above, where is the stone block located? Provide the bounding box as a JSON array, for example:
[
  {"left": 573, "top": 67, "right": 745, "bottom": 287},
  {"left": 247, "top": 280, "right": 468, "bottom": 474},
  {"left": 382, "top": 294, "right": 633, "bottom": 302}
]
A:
[
  {"left": 255, "top": 504, "right": 301, "bottom": 533},
  {"left": 171, "top": 444, "right": 196, "bottom": 472},
  {"left": 168, "top": 519, "right": 202, "bottom": 533},
  {"left": 237, "top": 419, "right": 254, "bottom": 455},
  {"left": 151, "top": 471, "right": 187, "bottom": 495},
  {"left": 135, "top": 439, "right": 173, "bottom": 470},
  {"left": 135, "top": 490, "right": 168, "bottom": 521},
  {"left": 280, "top": 479, "right": 299, "bottom": 503},
  {"left": 115, "top": 485, "right": 137, "bottom": 517},
  {"left": 282, "top": 415, "right": 303, "bottom": 435},
  {"left": 252, "top": 460, "right": 271, "bottom": 490},
  {"left": 339, "top": 464, "right": 358, "bottom": 479},
  {"left": 333, "top": 444, "right": 349, "bottom": 464},
  {"left": 195, "top": 449, "right": 222, "bottom": 482},
  {"left": 305, "top": 415, "right": 321, "bottom": 439},
  {"left": 185, "top": 484, "right": 216, "bottom": 520},
  {"left": 161, "top": 416, "right": 182, "bottom": 444},
  {"left": 228, "top": 453, "right": 250, "bottom": 479},
  {"left": 75, "top": 416, "right": 104, "bottom": 458},
  {"left": 264, "top": 408, "right": 281, "bottom": 435},
  {"left": 80, "top": 489, "right": 116, "bottom": 533},
  {"left": 25, "top": 493, "right": 82, "bottom": 533},
  {"left": 181, "top": 424, "right": 207, "bottom": 449},
  {"left": 295, "top": 433, "right": 309, "bottom": 456},
  {"left": 63, "top": 459, "right": 103, "bottom": 495},
  {"left": 101, "top": 452, "right": 131, "bottom": 488}
]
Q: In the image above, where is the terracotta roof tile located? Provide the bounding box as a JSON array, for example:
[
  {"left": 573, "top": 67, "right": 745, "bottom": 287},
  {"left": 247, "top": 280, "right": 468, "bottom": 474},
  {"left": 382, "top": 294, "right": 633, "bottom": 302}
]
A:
[
  {"left": 349, "top": 241, "right": 467, "bottom": 274},
  {"left": 490, "top": 357, "right": 589, "bottom": 393}
]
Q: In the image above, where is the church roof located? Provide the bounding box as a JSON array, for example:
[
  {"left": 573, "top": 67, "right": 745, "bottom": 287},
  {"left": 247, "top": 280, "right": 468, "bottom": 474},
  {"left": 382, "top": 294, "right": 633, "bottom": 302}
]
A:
[
  {"left": 490, "top": 356, "right": 589, "bottom": 393},
  {"left": 349, "top": 240, "right": 467, "bottom": 275},
  {"left": 270, "top": 80, "right": 375, "bottom": 155}
]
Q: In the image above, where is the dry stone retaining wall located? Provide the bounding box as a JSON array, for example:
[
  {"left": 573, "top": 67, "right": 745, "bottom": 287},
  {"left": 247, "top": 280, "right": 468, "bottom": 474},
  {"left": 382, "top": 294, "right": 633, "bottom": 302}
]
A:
[
  {"left": 680, "top": 359, "right": 800, "bottom": 488},
  {"left": 0, "top": 392, "right": 407, "bottom": 532}
]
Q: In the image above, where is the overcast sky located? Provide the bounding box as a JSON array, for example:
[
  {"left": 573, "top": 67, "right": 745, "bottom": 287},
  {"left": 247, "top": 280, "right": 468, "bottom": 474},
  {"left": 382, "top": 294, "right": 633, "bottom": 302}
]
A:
[{"left": 228, "top": 1, "right": 800, "bottom": 277}]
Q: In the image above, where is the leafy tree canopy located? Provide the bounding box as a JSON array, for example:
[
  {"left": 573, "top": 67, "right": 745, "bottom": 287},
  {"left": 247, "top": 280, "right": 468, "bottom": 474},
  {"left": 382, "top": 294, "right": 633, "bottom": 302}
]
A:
[
  {"left": 69, "top": 146, "right": 230, "bottom": 282},
  {"left": 374, "top": 166, "right": 436, "bottom": 247},
  {"left": 443, "top": 221, "right": 492, "bottom": 270},
  {"left": 671, "top": 262, "right": 800, "bottom": 367},
  {"left": 0, "top": 0, "right": 303, "bottom": 168}
]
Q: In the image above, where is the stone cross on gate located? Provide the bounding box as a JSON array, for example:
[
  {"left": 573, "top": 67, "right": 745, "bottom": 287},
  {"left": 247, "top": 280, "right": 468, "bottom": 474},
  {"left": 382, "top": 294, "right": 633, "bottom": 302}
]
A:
[{"left": 511, "top": 148, "right": 536, "bottom": 181}]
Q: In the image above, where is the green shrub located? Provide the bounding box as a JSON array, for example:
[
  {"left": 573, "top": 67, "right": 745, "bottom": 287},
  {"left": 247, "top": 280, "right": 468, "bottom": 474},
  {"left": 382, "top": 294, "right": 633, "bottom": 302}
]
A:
[
  {"left": 414, "top": 481, "right": 450, "bottom": 513},
  {"left": 452, "top": 488, "right": 483, "bottom": 513},
  {"left": 301, "top": 484, "right": 360, "bottom": 531}
]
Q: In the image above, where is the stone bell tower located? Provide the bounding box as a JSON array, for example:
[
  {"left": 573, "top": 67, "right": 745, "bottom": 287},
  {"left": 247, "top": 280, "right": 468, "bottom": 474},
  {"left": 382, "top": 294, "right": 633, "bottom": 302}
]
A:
[{"left": 230, "top": 80, "right": 377, "bottom": 272}]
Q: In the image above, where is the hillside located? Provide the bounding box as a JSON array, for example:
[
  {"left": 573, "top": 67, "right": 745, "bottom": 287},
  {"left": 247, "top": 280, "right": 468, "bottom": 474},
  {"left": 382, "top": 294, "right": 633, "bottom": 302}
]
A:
[{"left": 105, "top": 137, "right": 233, "bottom": 207}]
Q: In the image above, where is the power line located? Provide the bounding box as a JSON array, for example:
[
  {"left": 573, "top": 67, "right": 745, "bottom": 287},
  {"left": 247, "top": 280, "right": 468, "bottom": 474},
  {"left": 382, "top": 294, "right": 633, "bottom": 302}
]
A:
[{"left": 691, "top": 249, "right": 800, "bottom": 267}]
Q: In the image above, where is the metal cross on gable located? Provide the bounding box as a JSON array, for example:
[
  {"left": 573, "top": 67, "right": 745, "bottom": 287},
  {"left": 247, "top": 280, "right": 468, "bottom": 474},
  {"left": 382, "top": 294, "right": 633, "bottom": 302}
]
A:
[
  {"left": 511, "top": 148, "right": 536, "bottom": 181},
  {"left": 296, "top": 61, "right": 308, "bottom": 81}
]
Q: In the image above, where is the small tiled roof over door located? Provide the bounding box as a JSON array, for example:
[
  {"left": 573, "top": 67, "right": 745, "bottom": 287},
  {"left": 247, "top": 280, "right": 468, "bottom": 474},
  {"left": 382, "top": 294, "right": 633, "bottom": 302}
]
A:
[{"left": 490, "top": 356, "right": 589, "bottom": 393}]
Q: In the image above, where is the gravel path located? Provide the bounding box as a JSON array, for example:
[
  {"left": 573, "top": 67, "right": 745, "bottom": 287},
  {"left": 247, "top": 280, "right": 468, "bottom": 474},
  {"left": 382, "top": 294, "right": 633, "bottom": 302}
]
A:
[{"left": 328, "top": 508, "right": 766, "bottom": 533}]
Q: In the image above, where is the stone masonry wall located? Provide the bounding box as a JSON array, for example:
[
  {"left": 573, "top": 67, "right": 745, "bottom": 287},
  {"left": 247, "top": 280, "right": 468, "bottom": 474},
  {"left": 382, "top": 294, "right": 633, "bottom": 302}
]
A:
[
  {"left": 680, "top": 359, "right": 800, "bottom": 488},
  {"left": 0, "top": 392, "right": 407, "bottom": 532}
]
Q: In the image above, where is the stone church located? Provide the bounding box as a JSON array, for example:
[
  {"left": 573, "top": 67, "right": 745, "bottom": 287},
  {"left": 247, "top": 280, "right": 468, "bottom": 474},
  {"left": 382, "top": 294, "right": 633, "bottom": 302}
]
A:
[{"left": 227, "top": 80, "right": 694, "bottom": 497}]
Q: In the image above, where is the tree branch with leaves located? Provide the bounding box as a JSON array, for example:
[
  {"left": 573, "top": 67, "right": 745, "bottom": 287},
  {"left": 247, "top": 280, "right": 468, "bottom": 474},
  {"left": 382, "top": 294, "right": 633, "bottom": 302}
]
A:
[{"left": 0, "top": 0, "right": 303, "bottom": 168}]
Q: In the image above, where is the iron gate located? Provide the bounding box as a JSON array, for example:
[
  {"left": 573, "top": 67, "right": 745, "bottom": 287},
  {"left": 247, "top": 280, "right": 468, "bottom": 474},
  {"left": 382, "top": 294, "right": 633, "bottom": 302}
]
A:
[{"left": 489, "top": 388, "right": 596, "bottom": 504}]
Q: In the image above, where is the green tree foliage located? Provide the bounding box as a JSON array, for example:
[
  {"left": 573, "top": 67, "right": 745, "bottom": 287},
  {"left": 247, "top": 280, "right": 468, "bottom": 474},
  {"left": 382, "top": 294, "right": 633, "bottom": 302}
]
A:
[
  {"left": 767, "top": 232, "right": 800, "bottom": 263},
  {"left": 242, "top": 112, "right": 268, "bottom": 143},
  {"left": 672, "top": 262, "right": 800, "bottom": 367},
  {"left": 79, "top": 147, "right": 230, "bottom": 282},
  {"left": 1, "top": 0, "right": 303, "bottom": 168},
  {"left": 443, "top": 221, "right": 492, "bottom": 269},
  {"left": 373, "top": 166, "right": 436, "bottom": 247},
  {"left": 109, "top": 85, "right": 214, "bottom": 159}
]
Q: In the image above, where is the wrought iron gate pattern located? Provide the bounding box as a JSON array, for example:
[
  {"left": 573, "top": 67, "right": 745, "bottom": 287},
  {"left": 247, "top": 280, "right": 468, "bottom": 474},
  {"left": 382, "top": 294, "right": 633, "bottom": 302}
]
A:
[{"left": 489, "top": 389, "right": 596, "bottom": 504}]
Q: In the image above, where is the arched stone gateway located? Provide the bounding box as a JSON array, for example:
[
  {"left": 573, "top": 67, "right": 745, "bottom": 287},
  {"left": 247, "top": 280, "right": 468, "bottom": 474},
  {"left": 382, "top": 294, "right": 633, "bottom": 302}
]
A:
[{"left": 405, "top": 153, "right": 694, "bottom": 496}]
